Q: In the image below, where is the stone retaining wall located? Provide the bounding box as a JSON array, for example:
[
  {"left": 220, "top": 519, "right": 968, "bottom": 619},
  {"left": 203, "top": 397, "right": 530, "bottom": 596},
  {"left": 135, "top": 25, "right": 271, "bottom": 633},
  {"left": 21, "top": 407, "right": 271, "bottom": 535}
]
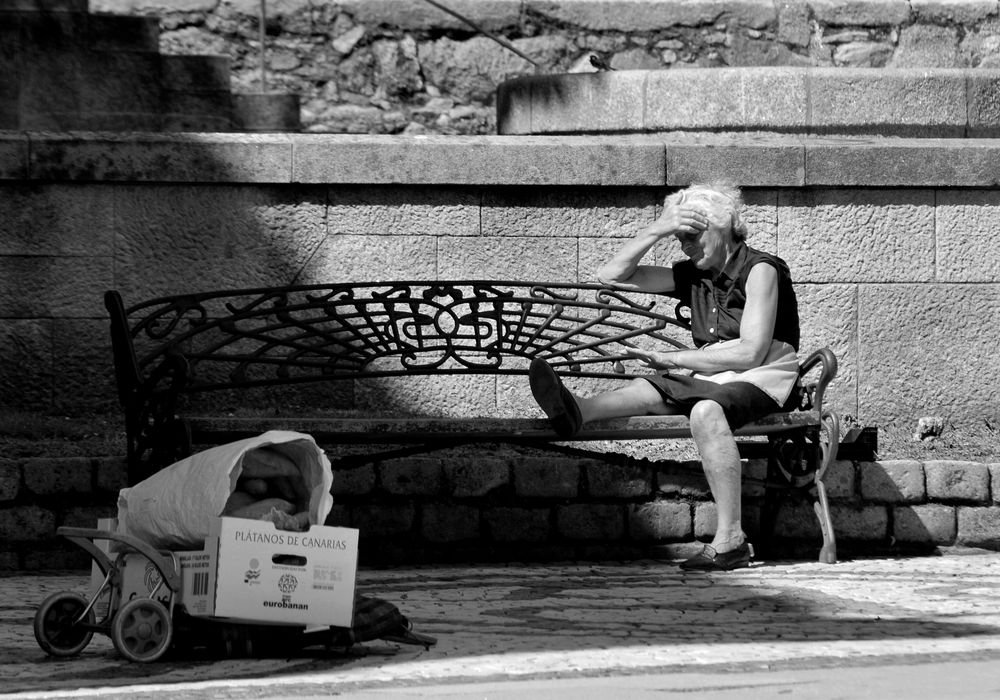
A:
[
  {"left": 3, "top": 132, "right": 1000, "bottom": 430},
  {"left": 85, "top": 0, "right": 1000, "bottom": 134},
  {"left": 3, "top": 449, "right": 999, "bottom": 570}
]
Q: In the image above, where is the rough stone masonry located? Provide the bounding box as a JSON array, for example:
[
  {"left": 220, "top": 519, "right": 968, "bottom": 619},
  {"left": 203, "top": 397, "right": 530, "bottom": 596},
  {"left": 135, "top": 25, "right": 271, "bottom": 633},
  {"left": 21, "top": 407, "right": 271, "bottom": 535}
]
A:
[{"left": 89, "top": 0, "right": 1000, "bottom": 134}]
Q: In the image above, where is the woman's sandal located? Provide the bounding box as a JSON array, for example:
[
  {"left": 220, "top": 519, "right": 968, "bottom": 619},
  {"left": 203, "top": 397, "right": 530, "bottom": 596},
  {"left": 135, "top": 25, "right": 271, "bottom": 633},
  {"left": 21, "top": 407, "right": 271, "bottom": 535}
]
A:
[
  {"left": 528, "top": 358, "right": 583, "bottom": 438},
  {"left": 680, "top": 542, "right": 754, "bottom": 571}
]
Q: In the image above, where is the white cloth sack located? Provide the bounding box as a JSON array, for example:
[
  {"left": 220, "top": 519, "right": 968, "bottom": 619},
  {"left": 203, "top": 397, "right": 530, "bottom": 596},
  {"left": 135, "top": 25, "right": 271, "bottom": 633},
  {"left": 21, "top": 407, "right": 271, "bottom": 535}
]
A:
[{"left": 116, "top": 430, "right": 334, "bottom": 550}]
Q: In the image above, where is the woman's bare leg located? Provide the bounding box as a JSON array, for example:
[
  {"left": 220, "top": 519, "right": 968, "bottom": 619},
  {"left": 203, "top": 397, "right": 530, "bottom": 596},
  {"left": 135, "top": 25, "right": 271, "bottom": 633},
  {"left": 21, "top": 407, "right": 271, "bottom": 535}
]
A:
[
  {"left": 689, "top": 399, "right": 745, "bottom": 553},
  {"left": 573, "top": 378, "right": 683, "bottom": 423}
]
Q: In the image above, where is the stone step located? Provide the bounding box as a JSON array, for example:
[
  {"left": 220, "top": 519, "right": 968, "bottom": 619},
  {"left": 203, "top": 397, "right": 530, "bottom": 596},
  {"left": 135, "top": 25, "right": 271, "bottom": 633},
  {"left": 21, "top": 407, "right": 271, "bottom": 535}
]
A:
[
  {"left": 162, "top": 54, "right": 231, "bottom": 92},
  {"left": 499, "top": 67, "right": 1000, "bottom": 138},
  {"left": 87, "top": 13, "right": 159, "bottom": 52}
]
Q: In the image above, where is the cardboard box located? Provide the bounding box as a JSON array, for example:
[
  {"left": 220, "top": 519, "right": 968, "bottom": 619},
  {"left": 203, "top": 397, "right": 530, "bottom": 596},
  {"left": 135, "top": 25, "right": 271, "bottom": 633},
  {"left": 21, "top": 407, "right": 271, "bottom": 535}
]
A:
[
  {"left": 88, "top": 517, "right": 359, "bottom": 627},
  {"left": 209, "top": 517, "right": 359, "bottom": 627}
]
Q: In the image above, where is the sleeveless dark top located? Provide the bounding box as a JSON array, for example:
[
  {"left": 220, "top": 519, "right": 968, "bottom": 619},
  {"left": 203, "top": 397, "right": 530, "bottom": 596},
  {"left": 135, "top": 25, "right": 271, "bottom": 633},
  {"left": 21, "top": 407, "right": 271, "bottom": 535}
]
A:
[{"left": 670, "top": 243, "right": 800, "bottom": 351}]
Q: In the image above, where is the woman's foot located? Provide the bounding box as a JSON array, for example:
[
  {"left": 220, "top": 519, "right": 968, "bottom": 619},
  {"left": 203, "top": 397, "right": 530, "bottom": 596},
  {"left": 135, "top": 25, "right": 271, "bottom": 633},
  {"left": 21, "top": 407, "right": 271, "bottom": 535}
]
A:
[
  {"left": 528, "top": 358, "right": 583, "bottom": 438},
  {"left": 679, "top": 541, "right": 754, "bottom": 571}
]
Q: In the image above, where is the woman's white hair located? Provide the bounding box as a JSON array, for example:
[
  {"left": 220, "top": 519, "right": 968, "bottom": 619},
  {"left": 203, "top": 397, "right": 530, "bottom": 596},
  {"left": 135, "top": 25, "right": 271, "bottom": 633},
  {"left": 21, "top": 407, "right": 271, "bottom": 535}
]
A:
[{"left": 664, "top": 181, "right": 748, "bottom": 242}]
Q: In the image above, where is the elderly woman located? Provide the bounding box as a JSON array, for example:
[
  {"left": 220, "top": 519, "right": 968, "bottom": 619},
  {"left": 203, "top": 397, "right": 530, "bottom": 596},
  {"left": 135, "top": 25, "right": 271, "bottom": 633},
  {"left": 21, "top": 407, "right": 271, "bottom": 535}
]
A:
[{"left": 528, "top": 182, "right": 800, "bottom": 571}]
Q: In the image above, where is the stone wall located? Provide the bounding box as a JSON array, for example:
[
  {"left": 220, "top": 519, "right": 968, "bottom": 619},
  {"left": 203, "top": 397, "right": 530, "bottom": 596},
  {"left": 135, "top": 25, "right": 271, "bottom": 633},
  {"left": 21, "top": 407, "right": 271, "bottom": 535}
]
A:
[
  {"left": 87, "top": 0, "right": 1000, "bottom": 134},
  {"left": 3, "top": 446, "right": 1000, "bottom": 570},
  {"left": 3, "top": 131, "right": 1000, "bottom": 568},
  {"left": 3, "top": 132, "right": 1000, "bottom": 430}
]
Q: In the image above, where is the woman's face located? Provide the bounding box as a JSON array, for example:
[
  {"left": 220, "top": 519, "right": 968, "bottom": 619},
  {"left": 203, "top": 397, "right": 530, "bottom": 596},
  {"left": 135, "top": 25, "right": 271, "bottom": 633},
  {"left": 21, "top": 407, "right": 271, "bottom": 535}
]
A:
[{"left": 676, "top": 199, "right": 732, "bottom": 272}]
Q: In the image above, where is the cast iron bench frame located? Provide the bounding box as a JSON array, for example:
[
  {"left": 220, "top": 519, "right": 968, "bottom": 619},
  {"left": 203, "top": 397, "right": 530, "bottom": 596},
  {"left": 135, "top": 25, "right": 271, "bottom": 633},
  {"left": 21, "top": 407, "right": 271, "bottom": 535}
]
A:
[{"left": 105, "top": 280, "right": 841, "bottom": 563}]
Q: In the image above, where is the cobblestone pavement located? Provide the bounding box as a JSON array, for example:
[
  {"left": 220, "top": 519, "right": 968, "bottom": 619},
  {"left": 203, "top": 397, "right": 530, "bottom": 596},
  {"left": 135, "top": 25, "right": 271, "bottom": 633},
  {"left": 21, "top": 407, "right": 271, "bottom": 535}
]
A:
[{"left": 4, "top": 551, "right": 1000, "bottom": 698}]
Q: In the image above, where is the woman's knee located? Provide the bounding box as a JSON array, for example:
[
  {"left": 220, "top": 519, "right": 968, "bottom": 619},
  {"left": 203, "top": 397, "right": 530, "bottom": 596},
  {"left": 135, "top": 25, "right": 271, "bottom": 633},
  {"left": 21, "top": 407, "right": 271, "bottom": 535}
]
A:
[{"left": 689, "top": 400, "right": 730, "bottom": 438}]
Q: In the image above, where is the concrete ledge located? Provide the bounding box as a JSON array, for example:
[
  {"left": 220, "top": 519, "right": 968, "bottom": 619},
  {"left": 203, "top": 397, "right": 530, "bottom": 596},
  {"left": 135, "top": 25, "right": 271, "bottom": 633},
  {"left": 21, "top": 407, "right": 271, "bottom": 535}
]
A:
[
  {"left": 498, "top": 68, "right": 1000, "bottom": 137},
  {"left": 8, "top": 131, "right": 1000, "bottom": 187}
]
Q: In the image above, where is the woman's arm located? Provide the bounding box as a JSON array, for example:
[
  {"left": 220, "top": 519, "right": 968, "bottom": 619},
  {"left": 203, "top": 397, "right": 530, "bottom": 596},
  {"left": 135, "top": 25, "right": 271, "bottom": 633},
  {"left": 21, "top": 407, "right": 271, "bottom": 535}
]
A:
[
  {"left": 626, "top": 262, "right": 780, "bottom": 372},
  {"left": 596, "top": 204, "right": 708, "bottom": 293}
]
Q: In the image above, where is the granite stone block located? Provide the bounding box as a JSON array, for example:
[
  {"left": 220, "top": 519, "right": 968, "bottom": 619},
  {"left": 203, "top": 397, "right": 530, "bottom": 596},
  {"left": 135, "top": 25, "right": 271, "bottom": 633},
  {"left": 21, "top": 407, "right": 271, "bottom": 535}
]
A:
[
  {"left": 0, "top": 461, "right": 20, "bottom": 501},
  {"left": 628, "top": 501, "right": 691, "bottom": 540},
  {"left": 300, "top": 234, "right": 439, "bottom": 285},
  {"left": 0, "top": 505, "right": 56, "bottom": 541},
  {"left": 444, "top": 458, "right": 509, "bottom": 497},
  {"left": 858, "top": 284, "right": 1000, "bottom": 426},
  {"left": 0, "top": 320, "right": 52, "bottom": 409},
  {"left": 935, "top": 189, "right": 1000, "bottom": 281},
  {"left": 664, "top": 137, "right": 805, "bottom": 187},
  {"left": 421, "top": 503, "right": 480, "bottom": 542},
  {"left": 294, "top": 135, "right": 664, "bottom": 186},
  {"left": 515, "top": 460, "right": 579, "bottom": 498},
  {"left": 0, "top": 256, "right": 111, "bottom": 318},
  {"left": 831, "top": 504, "right": 889, "bottom": 540},
  {"left": 0, "top": 135, "right": 28, "bottom": 179},
  {"left": 438, "top": 236, "right": 579, "bottom": 280},
  {"left": 556, "top": 503, "right": 625, "bottom": 540},
  {"left": 528, "top": 71, "right": 645, "bottom": 134},
  {"left": 484, "top": 507, "right": 550, "bottom": 542},
  {"left": 925, "top": 460, "right": 990, "bottom": 502},
  {"left": 777, "top": 189, "right": 935, "bottom": 283},
  {"left": 52, "top": 319, "right": 117, "bottom": 413},
  {"left": 482, "top": 187, "right": 658, "bottom": 238},
  {"left": 957, "top": 506, "right": 1000, "bottom": 548},
  {"left": 328, "top": 185, "right": 481, "bottom": 237},
  {"left": 30, "top": 133, "right": 294, "bottom": 183},
  {"left": 342, "top": 0, "right": 521, "bottom": 31},
  {"left": 860, "top": 460, "right": 925, "bottom": 503},
  {"left": 587, "top": 462, "right": 653, "bottom": 498},
  {"left": 646, "top": 69, "right": 743, "bottom": 131},
  {"left": 380, "top": 457, "right": 446, "bottom": 496},
  {"left": 809, "top": 0, "right": 911, "bottom": 27},
  {"left": 809, "top": 69, "right": 964, "bottom": 136},
  {"left": 794, "top": 284, "right": 858, "bottom": 418},
  {"left": 805, "top": 140, "right": 1000, "bottom": 186},
  {"left": 351, "top": 503, "right": 415, "bottom": 537},
  {"left": 330, "top": 465, "right": 377, "bottom": 496},
  {"left": 23, "top": 457, "right": 92, "bottom": 496},
  {"left": 893, "top": 504, "right": 956, "bottom": 543},
  {"left": 0, "top": 184, "right": 114, "bottom": 256},
  {"left": 113, "top": 185, "right": 326, "bottom": 298}
]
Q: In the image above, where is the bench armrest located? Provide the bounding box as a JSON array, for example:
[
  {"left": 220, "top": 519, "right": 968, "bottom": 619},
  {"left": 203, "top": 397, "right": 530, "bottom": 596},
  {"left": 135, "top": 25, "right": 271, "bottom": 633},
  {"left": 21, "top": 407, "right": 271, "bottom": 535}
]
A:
[{"left": 798, "top": 347, "right": 838, "bottom": 415}]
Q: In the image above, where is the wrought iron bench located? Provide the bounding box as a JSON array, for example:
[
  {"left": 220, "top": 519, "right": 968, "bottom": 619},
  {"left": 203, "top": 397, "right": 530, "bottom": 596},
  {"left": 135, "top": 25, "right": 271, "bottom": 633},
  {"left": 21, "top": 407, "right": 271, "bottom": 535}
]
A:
[{"left": 105, "top": 280, "right": 841, "bottom": 563}]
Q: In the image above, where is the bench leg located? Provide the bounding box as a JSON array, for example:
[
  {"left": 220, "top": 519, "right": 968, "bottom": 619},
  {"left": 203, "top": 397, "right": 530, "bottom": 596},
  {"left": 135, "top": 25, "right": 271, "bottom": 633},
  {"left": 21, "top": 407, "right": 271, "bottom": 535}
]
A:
[
  {"left": 811, "top": 410, "right": 841, "bottom": 564},
  {"left": 812, "top": 479, "right": 837, "bottom": 564}
]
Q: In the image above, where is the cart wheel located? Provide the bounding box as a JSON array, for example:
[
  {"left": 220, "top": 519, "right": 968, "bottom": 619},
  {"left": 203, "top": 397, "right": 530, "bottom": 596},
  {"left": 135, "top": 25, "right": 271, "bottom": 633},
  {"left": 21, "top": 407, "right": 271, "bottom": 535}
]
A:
[
  {"left": 34, "top": 591, "right": 95, "bottom": 657},
  {"left": 111, "top": 598, "right": 173, "bottom": 662}
]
